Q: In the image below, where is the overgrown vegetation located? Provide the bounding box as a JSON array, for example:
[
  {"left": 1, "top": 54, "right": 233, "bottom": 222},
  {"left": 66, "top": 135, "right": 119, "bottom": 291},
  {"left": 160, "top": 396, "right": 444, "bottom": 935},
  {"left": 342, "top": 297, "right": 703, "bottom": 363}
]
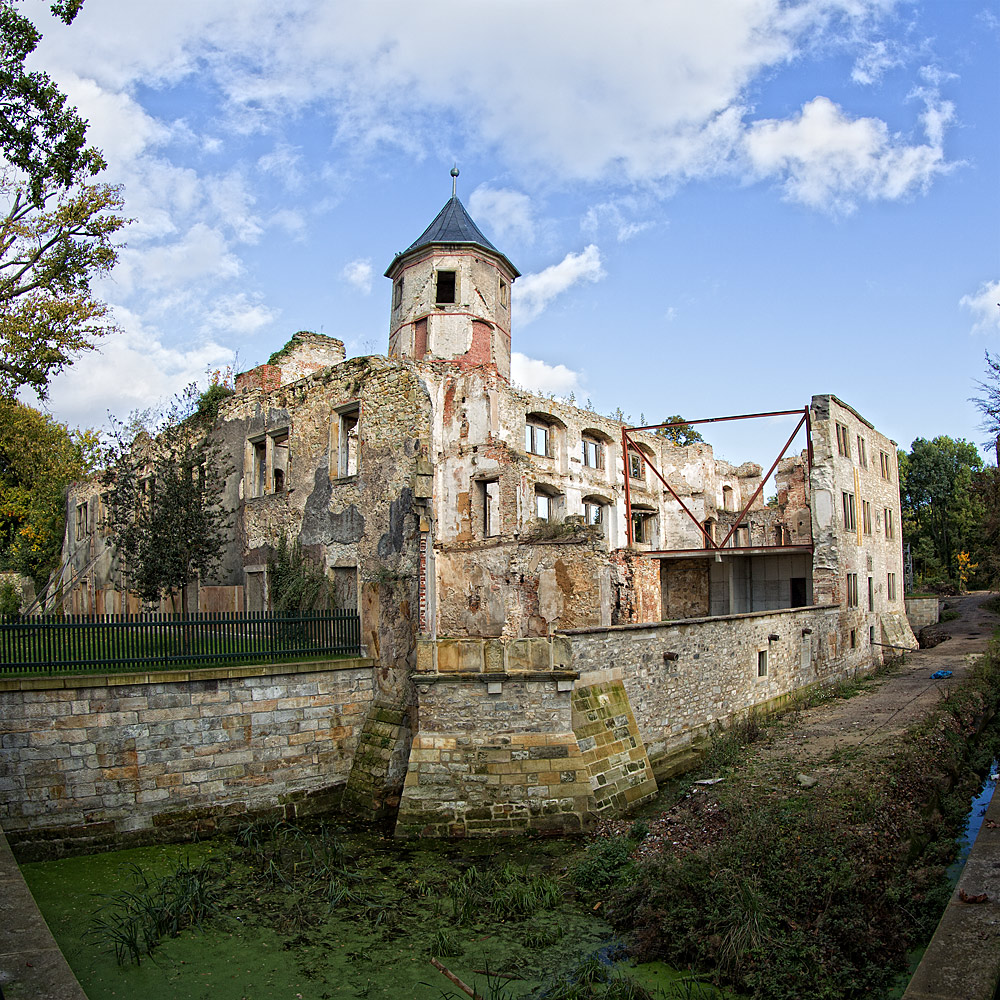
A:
[
  {"left": 603, "top": 647, "right": 1000, "bottom": 999},
  {"left": 266, "top": 534, "right": 333, "bottom": 611},
  {"left": 100, "top": 384, "right": 234, "bottom": 608},
  {"left": 899, "top": 436, "right": 984, "bottom": 592},
  {"left": 89, "top": 859, "right": 218, "bottom": 965}
]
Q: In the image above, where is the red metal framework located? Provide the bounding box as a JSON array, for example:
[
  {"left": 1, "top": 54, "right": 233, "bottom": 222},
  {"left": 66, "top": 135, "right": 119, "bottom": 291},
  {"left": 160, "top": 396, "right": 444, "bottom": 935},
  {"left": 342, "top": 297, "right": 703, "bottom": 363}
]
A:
[{"left": 621, "top": 407, "right": 813, "bottom": 554}]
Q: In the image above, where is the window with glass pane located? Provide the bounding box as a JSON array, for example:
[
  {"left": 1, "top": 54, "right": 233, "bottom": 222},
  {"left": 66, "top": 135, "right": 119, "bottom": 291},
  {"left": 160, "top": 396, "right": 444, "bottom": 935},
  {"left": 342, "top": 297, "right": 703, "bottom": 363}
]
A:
[
  {"left": 526, "top": 422, "right": 549, "bottom": 456},
  {"left": 582, "top": 437, "right": 602, "bottom": 469}
]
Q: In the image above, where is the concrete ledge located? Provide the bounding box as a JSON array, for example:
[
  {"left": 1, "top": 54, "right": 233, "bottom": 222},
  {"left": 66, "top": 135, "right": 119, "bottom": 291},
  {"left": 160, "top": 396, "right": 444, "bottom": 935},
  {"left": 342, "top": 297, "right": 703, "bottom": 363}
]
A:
[
  {"left": 558, "top": 603, "right": 842, "bottom": 635},
  {"left": 0, "top": 824, "right": 87, "bottom": 1000},
  {"left": 0, "top": 656, "right": 376, "bottom": 692},
  {"left": 410, "top": 670, "right": 580, "bottom": 683},
  {"left": 903, "top": 780, "right": 1000, "bottom": 999}
]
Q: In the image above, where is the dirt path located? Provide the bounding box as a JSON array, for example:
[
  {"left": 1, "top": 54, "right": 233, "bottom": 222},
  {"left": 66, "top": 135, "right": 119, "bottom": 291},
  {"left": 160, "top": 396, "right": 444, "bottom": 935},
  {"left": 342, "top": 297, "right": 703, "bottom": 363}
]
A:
[{"left": 765, "top": 591, "right": 996, "bottom": 766}]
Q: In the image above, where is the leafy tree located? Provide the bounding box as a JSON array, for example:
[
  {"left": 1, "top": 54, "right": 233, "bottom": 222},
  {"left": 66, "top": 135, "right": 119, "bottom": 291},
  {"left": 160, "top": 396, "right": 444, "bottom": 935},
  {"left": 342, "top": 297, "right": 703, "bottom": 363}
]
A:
[
  {"left": 0, "top": 0, "right": 128, "bottom": 399},
  {"left": 899, "top": 436, "right": 983, "bottom": 588},
  {"left": 1, "top": 0, "right": 94, "bottom": 203},
  {"left": 100, "top": 386, "right": 234, "bottom": 610},
  {"left": 655, "top": 415, "right": 705, "bottom": 447},
  {"left": 973, "top": 350, "right": 1000, "bottom": 463},
  {"left": 0, "top": 397, "right": 96, "bottom": 584}
]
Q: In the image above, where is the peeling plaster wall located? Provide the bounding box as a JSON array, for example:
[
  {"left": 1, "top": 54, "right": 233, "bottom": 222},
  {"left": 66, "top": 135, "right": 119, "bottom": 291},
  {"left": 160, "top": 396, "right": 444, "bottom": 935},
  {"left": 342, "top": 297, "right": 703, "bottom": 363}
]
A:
[{"left": 223, "top": 355, "right": 435, "bottom": 697}]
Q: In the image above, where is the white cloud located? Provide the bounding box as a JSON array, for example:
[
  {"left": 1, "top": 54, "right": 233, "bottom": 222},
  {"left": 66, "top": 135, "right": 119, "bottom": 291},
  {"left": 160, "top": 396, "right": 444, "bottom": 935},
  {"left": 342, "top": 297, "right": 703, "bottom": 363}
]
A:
[
  {"left": 468, "top": 185, "right": 536, "bottom": 245},
  {"left": 851, "top": 40, "right": 903, "bottom": 85},
  {"left": 32, "top": 0, "right": 947, "bottom": 202},
  {"left": 511, "top": 352, "right": 582, "bottom": 397},
  {"left": 960, "top": 280, "right": 1000, "bottom": 335},
  {"left": 582, "top": 199, "right": 655, "bottom": 242},
  {"left": 744, "top": 94, "right": 953, "bottom": 213},
  {"left": 132, "top": 223, "right": 242, "bottom": 290},
  {"left": 202, "top": 293, "right": 279, "bottom": 335},
  {"left": 258, "top": 143, "right": 305, "bottom": 191},
  {"left": 514, "top": 245, "right": 605, "bottom": 325},
  {"left": 269, "top": 208, "right": 307, "bottom": 238},
  {"left": 342, "top": 258, "right": 373, "bottom": 295},
  {"left": 43, "top": 309, "right": 235, "bottom": 430}
]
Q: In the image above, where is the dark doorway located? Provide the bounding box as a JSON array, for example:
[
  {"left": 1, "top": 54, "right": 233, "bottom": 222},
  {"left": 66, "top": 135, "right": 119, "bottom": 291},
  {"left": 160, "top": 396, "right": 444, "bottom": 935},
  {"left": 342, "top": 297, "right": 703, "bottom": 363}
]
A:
[{"left": 790, "top": 577, "right": 808, "bottom": 608}]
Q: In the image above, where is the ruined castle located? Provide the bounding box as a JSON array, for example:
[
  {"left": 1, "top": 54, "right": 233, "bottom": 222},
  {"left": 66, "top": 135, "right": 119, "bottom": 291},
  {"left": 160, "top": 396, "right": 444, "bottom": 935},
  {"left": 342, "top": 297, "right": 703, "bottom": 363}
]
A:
[{"left": 7, "top": 183, "right": 915, "bottom": 848}]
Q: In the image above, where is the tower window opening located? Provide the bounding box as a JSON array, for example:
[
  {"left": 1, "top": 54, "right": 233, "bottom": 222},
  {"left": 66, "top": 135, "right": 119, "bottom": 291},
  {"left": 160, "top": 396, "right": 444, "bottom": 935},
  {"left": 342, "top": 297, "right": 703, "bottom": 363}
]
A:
[{"left": 436, "top": 270, "right": 456, "bottom": 304}]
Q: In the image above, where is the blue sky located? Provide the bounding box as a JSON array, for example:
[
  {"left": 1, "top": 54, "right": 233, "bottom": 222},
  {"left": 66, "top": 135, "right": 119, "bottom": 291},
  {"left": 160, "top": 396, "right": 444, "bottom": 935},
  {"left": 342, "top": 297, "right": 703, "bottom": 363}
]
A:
[{"left": 22, "top": 0, "right": 1000, "bottom": 468}]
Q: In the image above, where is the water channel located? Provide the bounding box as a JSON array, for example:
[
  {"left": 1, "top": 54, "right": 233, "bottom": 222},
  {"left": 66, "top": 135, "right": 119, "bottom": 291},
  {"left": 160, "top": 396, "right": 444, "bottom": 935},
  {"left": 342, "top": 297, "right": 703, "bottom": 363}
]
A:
[{"left": 20, "top": 824, "right": 716, "bottom": 1000}]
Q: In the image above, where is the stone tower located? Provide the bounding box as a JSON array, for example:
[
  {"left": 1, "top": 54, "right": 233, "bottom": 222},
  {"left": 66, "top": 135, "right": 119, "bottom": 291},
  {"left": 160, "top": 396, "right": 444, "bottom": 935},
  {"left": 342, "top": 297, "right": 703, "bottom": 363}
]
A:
[{"left": 385, "top": 171, "right": 520, "bottom": 381}]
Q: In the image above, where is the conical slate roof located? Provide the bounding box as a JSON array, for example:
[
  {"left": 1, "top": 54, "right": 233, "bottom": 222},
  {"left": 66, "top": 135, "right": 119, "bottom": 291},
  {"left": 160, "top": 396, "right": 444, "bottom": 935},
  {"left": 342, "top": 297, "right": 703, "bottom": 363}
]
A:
[
  {"left": 405, "top": 196, "right": 500, "bottom": 255},
  {"left": 386, "top": 196, "right": 519, "bottom": 278}
]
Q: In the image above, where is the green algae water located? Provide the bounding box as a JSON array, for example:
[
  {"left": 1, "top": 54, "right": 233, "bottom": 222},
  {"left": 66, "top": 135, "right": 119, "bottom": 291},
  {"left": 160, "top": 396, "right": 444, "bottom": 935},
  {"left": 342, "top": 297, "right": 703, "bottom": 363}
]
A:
[{"left": 20, "top": 824, "right": 717, "bottom": 1000}]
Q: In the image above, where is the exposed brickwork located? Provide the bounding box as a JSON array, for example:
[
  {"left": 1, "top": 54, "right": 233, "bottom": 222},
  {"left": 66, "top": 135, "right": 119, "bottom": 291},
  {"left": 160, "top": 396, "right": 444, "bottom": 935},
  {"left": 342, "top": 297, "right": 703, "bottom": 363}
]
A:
[{"left": 236, "top": 364, "right": 282, "bottom": 394}]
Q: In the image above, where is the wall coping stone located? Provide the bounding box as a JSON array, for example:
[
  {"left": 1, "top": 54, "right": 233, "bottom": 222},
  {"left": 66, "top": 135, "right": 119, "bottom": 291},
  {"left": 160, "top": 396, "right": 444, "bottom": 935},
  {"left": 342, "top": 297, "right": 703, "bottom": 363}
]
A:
[
  {"left": 558, "top": 603, "right": 842, "bottom": 636},
  {"left": 411, "top": 670, "right": 579, "bottom": 684},
  {"left": 0, "top": 657, "right": 376, "bottom": 692}
]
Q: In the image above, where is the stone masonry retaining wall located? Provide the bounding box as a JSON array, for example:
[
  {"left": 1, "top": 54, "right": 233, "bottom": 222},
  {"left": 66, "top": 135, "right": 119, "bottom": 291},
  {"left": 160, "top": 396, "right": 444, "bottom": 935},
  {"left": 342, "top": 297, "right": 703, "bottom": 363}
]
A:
[
  {"left": 565, "top": 604, "right": 869, "bottom": 773},
  {"left": 571, "top": 679, "right": 657, "bottom": 815},
  {"left": 905, "top": 597, "right": 939, "bottom": 633},
  {"left": 396, "top": 674, "right": 592, "bottom": 838},
  {"left": 0, "top": 659, "right": 375, "bottom": 859}
]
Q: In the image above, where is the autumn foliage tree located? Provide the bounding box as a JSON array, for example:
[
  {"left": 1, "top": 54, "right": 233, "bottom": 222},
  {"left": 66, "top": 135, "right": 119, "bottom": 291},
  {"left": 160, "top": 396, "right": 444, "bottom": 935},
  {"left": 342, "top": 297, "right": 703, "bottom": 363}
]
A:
[
  {"left": 0, "top": 397, "right": 97, "bottom": 585},
  {"left": 0, "top": 0, "right": 127, "bottom": 399}
]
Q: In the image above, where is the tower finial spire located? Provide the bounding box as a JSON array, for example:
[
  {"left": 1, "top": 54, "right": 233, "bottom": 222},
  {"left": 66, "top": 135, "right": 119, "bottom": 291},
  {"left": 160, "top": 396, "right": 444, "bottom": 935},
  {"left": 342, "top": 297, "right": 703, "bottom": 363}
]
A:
[{"left": 450, "top": 164, "right": 459, "bottom": 198}]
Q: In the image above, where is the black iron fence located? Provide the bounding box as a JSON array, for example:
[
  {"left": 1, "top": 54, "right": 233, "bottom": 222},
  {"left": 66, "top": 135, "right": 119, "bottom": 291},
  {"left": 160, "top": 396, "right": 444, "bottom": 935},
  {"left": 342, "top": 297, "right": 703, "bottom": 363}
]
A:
[{"left": 0, "top": 610, "right": 362, "bottom": 675}]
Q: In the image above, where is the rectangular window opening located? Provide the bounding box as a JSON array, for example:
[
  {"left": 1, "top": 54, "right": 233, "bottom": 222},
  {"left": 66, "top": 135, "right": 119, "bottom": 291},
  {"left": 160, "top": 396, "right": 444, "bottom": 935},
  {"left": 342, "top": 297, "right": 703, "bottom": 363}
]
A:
[
  {"left": 850, "top": 629, "right": 857, "bottom": 649},
  {"left": 582, "top": 437, "right": 603, "bottom": 469},
  {"left": 253, "top": 439, "right": 267, "bottom": 497},
  {"left": 842, "top": 491, "right": 856, "bottom": 531},
  {"left": 272, "top": 432, "right": 289, "bottom": 493},
  {"left": 483, "top": 480, "right": 500, "bottom": 537},
  {"left": 535, "top": 492, "right": 551, "bottom": 522},
  {"left": 836, "top": 423, "right": 851, "bottom": 459},
  {"left": 526, "top": 421, "right": 550, "bottom": 457},
  {"left": 436, "top": 270, "right": 456, "bottom": 304},
  {"left": 339, "top": 407, "right": 360, "bottom": 477},
  {"left": 757, "top": 649, "right": 768, "bottom": 677},
  {"left": 584, "top": 502, "right": 605, "bottom": 532},
  {"left": 846, "top": 572, "right": 858, "bottom": 608}
]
